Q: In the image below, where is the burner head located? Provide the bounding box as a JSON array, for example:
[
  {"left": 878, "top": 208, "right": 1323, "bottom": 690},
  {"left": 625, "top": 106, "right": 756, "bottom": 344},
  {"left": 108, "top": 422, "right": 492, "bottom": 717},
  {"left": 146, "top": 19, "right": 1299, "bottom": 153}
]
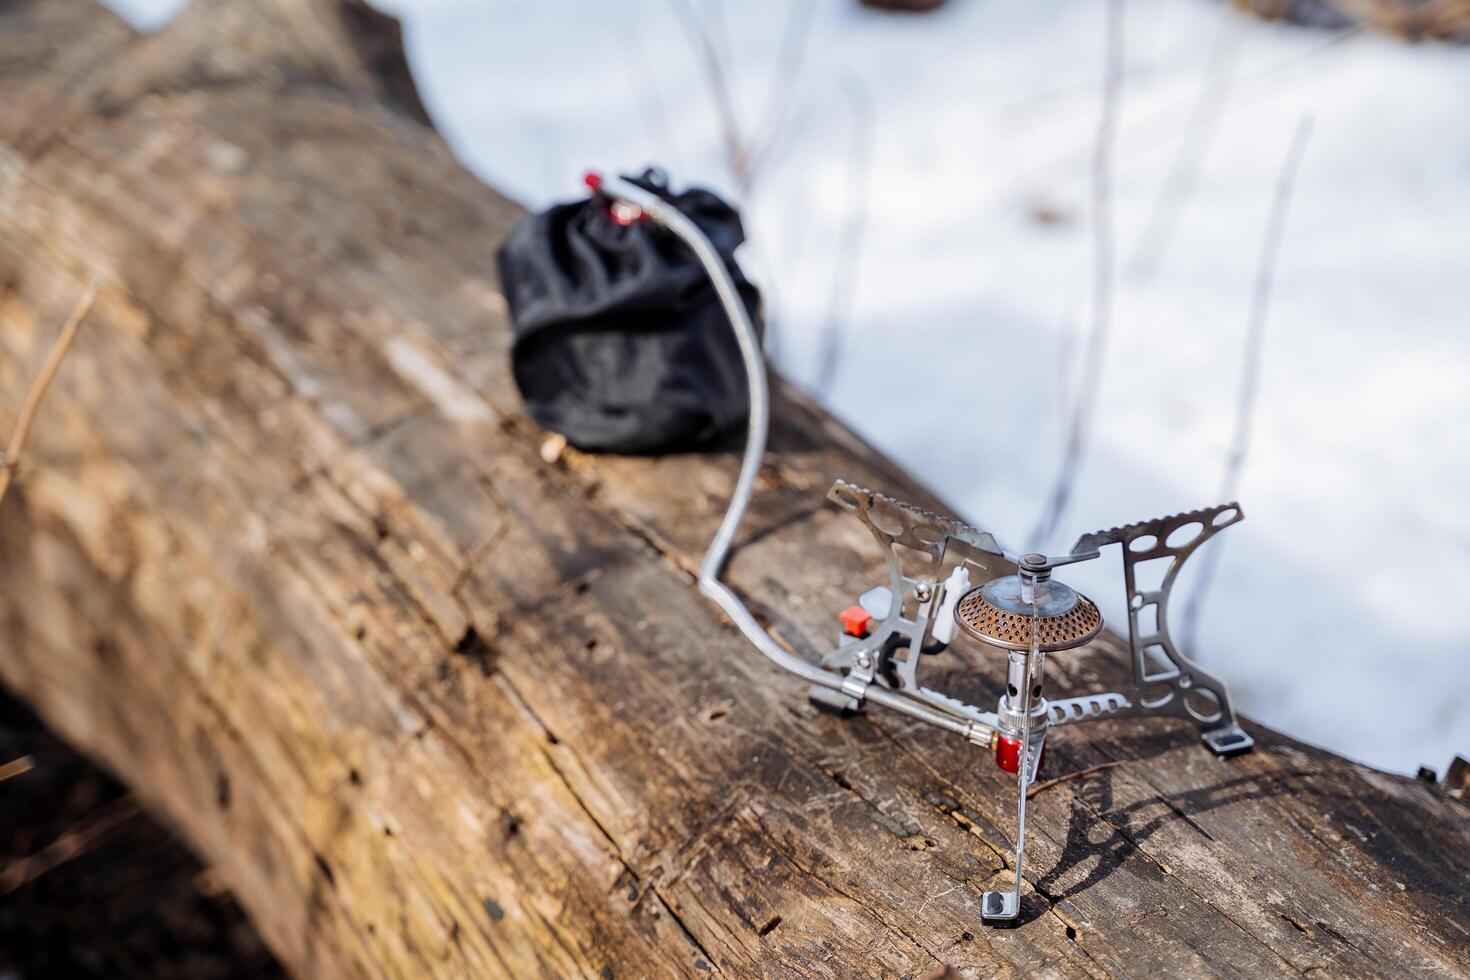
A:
[{"left": 954, "top": 575, "right": 1103, "bottom": 652}]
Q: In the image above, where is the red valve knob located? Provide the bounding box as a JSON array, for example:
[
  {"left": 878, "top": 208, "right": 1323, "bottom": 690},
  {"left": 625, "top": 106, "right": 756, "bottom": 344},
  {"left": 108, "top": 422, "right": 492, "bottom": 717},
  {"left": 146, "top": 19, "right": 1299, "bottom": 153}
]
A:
[
  {"left": 839, "top": 605, "right": 873, "bottom": 638},
  {"left": 995, "top": 735, "right": 1045, "bottom": 774},
  {"left": 995, "top": 735, "right": 1022, "bottom": 774}
]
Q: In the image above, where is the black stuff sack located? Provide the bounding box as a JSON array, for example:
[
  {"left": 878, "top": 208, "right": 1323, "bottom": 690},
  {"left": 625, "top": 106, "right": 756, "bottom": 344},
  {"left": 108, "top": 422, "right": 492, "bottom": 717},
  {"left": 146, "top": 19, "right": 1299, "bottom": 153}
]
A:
[{"left": 496, "top": 170, "right": 762, "bottom": 454}]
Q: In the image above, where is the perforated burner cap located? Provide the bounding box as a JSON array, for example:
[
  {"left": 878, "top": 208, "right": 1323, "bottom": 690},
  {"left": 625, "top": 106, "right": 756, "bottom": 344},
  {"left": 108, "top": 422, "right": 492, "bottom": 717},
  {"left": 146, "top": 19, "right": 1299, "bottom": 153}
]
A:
[{"left": 954, "top": 575, "right": 1103, "bottom": 652}]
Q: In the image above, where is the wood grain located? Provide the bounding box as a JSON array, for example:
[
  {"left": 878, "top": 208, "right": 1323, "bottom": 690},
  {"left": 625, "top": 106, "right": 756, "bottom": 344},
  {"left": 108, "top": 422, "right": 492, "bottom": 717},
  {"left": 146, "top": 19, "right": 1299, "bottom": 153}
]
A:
[{"left": 0, "top": 1, "right": 1466, "bottom": 976}]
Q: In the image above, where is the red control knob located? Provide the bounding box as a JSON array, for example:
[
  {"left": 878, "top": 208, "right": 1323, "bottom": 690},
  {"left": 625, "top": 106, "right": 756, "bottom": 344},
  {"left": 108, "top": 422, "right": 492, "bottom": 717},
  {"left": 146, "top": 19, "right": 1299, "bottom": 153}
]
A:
[
  {"left": 839, "top": 605, "right": 874, "bottom": 638},
  {"left": 994, "top": 735, "right": 1045, "bottom": 775},
  {"left": 995, "top": 735, "right": 1022, "bottom": 774}
]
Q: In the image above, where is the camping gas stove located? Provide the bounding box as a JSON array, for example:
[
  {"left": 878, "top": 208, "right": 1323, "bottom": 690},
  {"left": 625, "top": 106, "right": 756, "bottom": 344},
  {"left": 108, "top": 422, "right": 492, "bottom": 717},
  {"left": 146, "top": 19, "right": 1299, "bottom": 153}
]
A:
[
  {"left": 587, "top": 172, "right": 1253, "bottom": 926},
  {"left": 813, "top": 481, "right": 1252, "bottom": 922}
]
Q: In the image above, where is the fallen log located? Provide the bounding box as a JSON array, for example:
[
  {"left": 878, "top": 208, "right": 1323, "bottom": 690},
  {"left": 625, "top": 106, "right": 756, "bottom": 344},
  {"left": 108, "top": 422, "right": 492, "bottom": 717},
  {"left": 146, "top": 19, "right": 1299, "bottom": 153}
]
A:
[{"left": 0, "top": 1, "right": 1466, "bottom": 977}]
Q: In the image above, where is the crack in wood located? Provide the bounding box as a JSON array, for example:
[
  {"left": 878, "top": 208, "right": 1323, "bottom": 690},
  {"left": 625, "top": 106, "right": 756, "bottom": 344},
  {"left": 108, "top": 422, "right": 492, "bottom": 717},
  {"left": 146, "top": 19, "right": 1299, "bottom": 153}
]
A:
[{"left": 492, "top": 672, "right": 721, "bottom": 974}]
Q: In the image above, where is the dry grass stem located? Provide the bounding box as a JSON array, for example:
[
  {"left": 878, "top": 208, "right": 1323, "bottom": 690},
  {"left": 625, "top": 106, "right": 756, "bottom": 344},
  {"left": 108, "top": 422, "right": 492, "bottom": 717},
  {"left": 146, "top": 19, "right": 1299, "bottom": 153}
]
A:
[
  {"left": 812, "top": 76, "right": 874, "bottom": 398},
  {"left": 1031, "top": 0, "right": 1125, "bottom": 550},
  {"left": 667, "top": 0, "right": 750, "bottom": 188},
  {"left": 1027, "top": 759, "right": 1124, "bottom": 799},
  {"left": 0, "top": 755, "right": 35, "bottom": 783},
  {"left": 1181, "top": 115, "right": 1312, "bottom": 652},
  {"left": 666, "top": 0, "right": 818, "bottom": 198},
  {"left": 0, "top": 280, "right": 100, "bottom": 506},
  {"left": 1127, "top": 11, "right": 1241, "bottom": 280},
  {"left": 0, "top": 795, "right": 140, "bottom": 896}
]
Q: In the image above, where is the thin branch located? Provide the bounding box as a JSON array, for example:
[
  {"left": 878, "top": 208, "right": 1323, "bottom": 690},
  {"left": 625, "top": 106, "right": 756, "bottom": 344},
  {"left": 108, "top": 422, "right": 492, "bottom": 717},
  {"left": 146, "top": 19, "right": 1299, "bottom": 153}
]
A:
[
  {"left": 1054, "top": 296, "right": 1083, "bottom": 422},
  {"left": 0, "top": 795, "right": 140, "bottom": 896},
  {"left": 1027, "top": 759, "right": 1124, "bottom": 799},
  {"left": 667, "top": 0, "right": 750, "bottom": 189},
  {"left": 0, "top": 280, "right": 100, "bottom": 507},
  {"left": 743, "top": 0, "right": 819, "bottom": 193},
  {"left": 616, "top": 14, "right": 687, "bottom": 174},
  {"left": 812, "top": 76, "right": 874, "bottom": 399},
  {"left": 704, "top": 0, "right": 737, "bottom": 85},
  {"left": 1126, "top": 10, "right": 1242, "bottom": 280},
  {"left": 0, "top": 755, "right": 35, "bottom": 784},
  {"left": 1181, "top": 115, "right": 1312, "bottom": 654},
  {"left": 749, "top": 106, "right": 824, "bottom": 366},
  {"left": 666, "top": 0, "right": 818, "bottom": 199},
  {"left": 1030, "top": 0, "right": 1125, "bottom": 550}
]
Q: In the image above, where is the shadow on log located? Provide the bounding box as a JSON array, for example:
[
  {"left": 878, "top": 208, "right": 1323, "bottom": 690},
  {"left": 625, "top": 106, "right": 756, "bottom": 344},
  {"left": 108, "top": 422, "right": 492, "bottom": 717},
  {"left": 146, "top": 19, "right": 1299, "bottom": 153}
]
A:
[
  {"left": 0, "top": 686, "right": 287, "bottom": 977},
  {"left": 1, "top": 1, "right": 1467, "bottom": 977}
]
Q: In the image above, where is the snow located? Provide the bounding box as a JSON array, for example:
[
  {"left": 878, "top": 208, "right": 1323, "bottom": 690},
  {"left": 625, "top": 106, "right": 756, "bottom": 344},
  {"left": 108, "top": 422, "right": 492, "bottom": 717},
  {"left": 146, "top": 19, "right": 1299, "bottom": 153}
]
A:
[{"left": 103, "top": 0, "right": 1470, "bottom": 776}]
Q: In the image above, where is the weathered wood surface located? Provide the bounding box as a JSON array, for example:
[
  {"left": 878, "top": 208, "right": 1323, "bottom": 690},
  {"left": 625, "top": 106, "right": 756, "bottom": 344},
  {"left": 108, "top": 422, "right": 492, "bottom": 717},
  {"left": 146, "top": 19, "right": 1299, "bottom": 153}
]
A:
[{"left": 0, "top": 2, "right": 1466, "bottom": 977}]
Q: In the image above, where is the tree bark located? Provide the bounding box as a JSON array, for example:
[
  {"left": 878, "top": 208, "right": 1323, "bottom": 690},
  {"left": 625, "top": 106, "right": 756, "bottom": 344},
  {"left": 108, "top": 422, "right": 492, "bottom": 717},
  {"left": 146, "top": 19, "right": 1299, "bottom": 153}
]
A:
[{"left": 1, "top": 2, "right": 1466, "bottom": 977}]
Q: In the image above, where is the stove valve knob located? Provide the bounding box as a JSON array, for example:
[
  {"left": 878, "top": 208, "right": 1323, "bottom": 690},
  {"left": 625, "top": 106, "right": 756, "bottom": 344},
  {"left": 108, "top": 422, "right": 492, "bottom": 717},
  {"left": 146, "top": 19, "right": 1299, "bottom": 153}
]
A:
[
  {"left": 838, "top": 605, "right": 873, "bottom": 638},
  {"left": 994, "top": 735, "right": 1045, "bottom": 775}
]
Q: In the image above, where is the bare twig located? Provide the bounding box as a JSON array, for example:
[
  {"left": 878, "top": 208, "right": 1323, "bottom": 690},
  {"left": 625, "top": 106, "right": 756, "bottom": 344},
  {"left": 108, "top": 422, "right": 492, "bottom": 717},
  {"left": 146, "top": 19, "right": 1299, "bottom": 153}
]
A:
[
  {"left": 1181, "top": 115, "right": 1313, "bottom": 653},
  {"left": 1027, "top": 759, "right": 1124, "bottom": 799},
  {"left": 743, "top": 0, "right": 819, "bottom": 191},
  {"left": 705, "top": 0, "right": 737, "bottom": 78},
  {"left": 0, "top": 755, "right": 35, "bottom": 783},
  {"left": 1127, "top": 10, "right": 1242, "bottom": 280},
  {"left": 1030, "top": 0, "right": 1125, "bottom": 550},
  {"left": 0, "top": 280, "right": 100, "bottom": 507},
  {"left": 665, "top": 0, "right": 818, "bottom": 198},
  {"left": 667, "top": 0, "right": 750, "bottom": 189},
  {"left": 812, "top": 76, "right": 874, "bottom": 399},
  {"left": 0, "top": 795, "right": 140, "bottom": 896},
  {"left": 1054, "top": 296, "right": 1084, "bottom": 421},
  {"left": 615, "top": 14, "right": 687, "bottom": 173},
  {"left": 755, "top": 99, "right": 825, "bottom": 361},
  {"left": 993, "top": 28, "right": 1356, "bottom": 244}
]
